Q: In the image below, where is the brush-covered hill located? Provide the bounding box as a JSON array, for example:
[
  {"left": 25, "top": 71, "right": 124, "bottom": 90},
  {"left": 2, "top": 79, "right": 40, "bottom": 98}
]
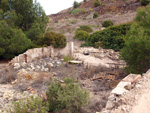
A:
[{"left": 47, "top": 0, "right": 141, "bottom": 47}]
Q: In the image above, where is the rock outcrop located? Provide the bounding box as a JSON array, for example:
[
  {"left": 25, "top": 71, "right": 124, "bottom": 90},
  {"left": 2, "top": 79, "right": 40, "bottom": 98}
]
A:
[{"left": 102, "top": 70, "right": 150, "bottom": 113}]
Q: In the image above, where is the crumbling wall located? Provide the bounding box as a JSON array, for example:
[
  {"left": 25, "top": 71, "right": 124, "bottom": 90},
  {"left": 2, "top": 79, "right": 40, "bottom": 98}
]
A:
[
  {"left": 10, "top": 42, "right": 74, "bottom": 65},
  {"left": 54, "top": 42, "right": 74, "bottom": 57},
  {"left": 10, "top": 46, "right": 54, "bottom": 64}
]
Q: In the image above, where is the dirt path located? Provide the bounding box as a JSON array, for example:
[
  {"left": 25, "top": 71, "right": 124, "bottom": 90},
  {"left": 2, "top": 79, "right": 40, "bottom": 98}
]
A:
[{"left": 0, "top": 61, "right": 8, "bottom": 69}]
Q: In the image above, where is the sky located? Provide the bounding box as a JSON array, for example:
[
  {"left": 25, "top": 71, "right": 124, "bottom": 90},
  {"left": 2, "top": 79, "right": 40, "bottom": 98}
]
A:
[{"left": 36, "top": 0, "right": 83, "bottom": 15}]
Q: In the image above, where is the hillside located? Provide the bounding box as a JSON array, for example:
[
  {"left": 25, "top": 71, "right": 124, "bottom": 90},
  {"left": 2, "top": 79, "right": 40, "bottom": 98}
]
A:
[
  {"left": 47, "top": 0, "right": 141, "bottom": 48},
  {"left": 1, "top": 0, "right": 150, "bottom": 113}
]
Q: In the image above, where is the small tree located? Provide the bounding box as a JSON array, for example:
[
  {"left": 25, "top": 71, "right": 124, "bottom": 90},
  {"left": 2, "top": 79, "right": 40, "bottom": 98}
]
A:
[
  {"left": 73, "top": 1, "right": 81, "bottom": 8},
  {"left": 38, "top": 32, "right": 67, "bottom": 48},
  {"left": 47, "top": 77, "right": 90, "bottom": 113},
  {"left": 120, "top": 5, "right": 150, "bottom": 74},
  {"left": 93, "top": 12, "right": 99, "bottom": 18},
  {"left": 94, "top": 0, "right": 101, "bottom": 7},
  {"left": 0, "top": 20, "right": 31, "bottom": 59},
  {"left": 102, "top": 20, "right": 113, "bottom": 27},
  {"left": 77, "top": 25, "right": 93, "bottom": 33},
  {"left": 74, "top": 30, "right": 89, "bottom": 41}
]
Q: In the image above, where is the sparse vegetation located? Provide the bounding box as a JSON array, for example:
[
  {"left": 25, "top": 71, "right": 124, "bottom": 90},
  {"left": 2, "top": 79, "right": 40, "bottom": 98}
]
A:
[
  {"left": 7, "top": 96, "right": 49, "bottom": 113},
  {"left": 70, "top": 19, "right": 78, "bottom": 24},
  {"left": 77, "top": 25, "right": 93, "bottom": 33},
  {"left": 38, "top": 32, "right": 67, "bottom": 48},
  {"left": 71, "top": 8, "right": 85, "bottom": 14},
  {"left": 94, "top": 0, "right": 102, "bottom": 7},
  {"left": 93, "top": 12, "right": 99, "bottom": 18},
  {"left": 74, "top": 30, "right": 90, "bottom": 41},
  {"left": 63, "top": 55, "right": 74, "bottom": 62},
  {"left": 47, "top": 77, "right": 90, "bottom": 113},
  {"left": 102, "top": 20, "right": 114, "bottom": 27}
]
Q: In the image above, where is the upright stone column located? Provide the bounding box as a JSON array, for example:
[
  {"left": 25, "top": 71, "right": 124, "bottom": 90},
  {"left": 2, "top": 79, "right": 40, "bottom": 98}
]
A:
[
  {"left": 70, "top": 42, "right": 74, "bottom": 56},
  {"left": 50, "top": 46, "right": 54, "bottom": 58}
]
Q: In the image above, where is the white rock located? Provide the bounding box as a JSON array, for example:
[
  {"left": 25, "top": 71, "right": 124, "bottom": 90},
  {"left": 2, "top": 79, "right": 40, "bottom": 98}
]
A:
[
  {"left": 14, "top": 63, "right": 20, "bottom": 69},
  {"left": 106, "top": 100, "right": 114, "bottom": 110},
  {"left": 44, "top": 68, "right": 49, "bottom": 72},
  {"left": 111, "top": 87, "right": 129, "bottom": 95},
  {"left": 21, "top": 62, "right": 27, "bottom": 67}
]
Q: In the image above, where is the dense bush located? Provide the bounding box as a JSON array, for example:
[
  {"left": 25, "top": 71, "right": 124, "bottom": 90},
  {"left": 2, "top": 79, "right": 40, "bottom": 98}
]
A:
[
  {"left": 77, "top": 25, "right": 93, "bottom": 33},
  {"left": 0, "top": 0, "right": 48, "bottom": 59},
  {"left": 73, "top": 1, "right": 81, "bottom": 8},
  {"left": 93, "top": 12, "right": 99, "bottom": 18},
  {"left": 94, "top": 0, "right": 102, "bottom": 7},
  {"left": 120, "top": 5, "right": 150, "bottom": 74},
  {"left": 102, "top": 20, "right": 114, "bottom": 27},
  {"left": 0, "top": 0, "right": 48, "bottom": 41},
  {"left": 38, "top": 32, "right": 67, "bottom": 48},
  {"left": 47, "top": 77, "right": 90, "bottom": 113},
  {"left": 7, "top": 96, "right": 49, "bottom": 113},
  {"left": 140, "top": 0, "right": 150, "bottom": 6},
  {"left": 74, "top": 30, "right": 90, "bottom": 41},
  {"left": 0, "top": 21, "right": 31, "bottom": 59},
  {"left": 84, "top": 23, "right": 132, "bottom": 51}
]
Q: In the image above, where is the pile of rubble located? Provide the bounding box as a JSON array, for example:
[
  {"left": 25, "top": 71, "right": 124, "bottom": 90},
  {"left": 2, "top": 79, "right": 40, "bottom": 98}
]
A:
[
  {"left": 13, "top": 57, "right": 64, "bottom": 72},
  {"left": 101, "top": 70, "right": 150, "bottom": 113},
  {"left": 73, "top": 47, "right": 125, "bottom": 68}
]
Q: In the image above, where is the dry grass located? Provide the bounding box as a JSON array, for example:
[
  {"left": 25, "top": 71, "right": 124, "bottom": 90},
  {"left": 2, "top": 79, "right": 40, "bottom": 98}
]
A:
[{"left": 0, "top": 66, "right": 16, "bottom": 84}]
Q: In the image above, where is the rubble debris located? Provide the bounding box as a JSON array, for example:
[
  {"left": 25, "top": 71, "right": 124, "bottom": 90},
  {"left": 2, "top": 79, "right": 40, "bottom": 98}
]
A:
[{"left": 69, "top": 60, "right": 82, "bottom": 64}]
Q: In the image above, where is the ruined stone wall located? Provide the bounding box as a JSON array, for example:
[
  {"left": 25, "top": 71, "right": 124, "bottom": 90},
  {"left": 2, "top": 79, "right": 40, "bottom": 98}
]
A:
[
  {"left": 10, "top": 42, "right": 74, "bottom": 64},
  {"left": 10, "top": 46, "right": 54, "bottom": 64},
  {"left": 54, "top": 42, "right": 74, "bottom": 57}
]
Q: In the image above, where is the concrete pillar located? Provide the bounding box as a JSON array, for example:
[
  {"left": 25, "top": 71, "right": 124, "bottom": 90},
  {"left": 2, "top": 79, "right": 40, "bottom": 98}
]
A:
[
  {"left": 70, "top": 42, "right": 74, "bottom": 56},
  {"left": 50, "top": 46, "right": 54, "bottom": 58}
]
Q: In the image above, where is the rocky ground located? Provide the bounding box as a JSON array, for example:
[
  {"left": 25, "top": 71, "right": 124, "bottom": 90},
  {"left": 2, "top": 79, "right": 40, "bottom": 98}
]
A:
[
  {"left": 0, "top": 47, "right": 127, "bottom": 112},
  {"left": 101, "top": 70, "right": 150, "bottom": 113}
]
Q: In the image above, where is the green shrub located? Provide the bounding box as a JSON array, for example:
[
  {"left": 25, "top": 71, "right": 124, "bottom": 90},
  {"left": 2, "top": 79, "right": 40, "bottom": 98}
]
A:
[
  {"left": 84, "top": 23, "right": 132, "bottom": 51},
  {"left": 63, "top": 55, "right": 74, "bottom": 62},
  {"left": 7, "top": 96, "right": 49, "bottom": 113},
  {"left": 77, "top": 25, "right": 93, "bottom": 33},
  {"left": 71, "top": 8, "right": 84, "bottom": 14},
  {"left": 102, "top": 20, "right": 114, "bottom": 27},
  {"left": 94, "top": 0, "right": 102, "bottom": 7},
  {"left": 84, "top": 0, "right": 87, "bottom": 2},
  {"left": 70, "top": 19, "right": 78, "bottom": 24},
  {"left": 47, "top": 77, "right": 90, "bottom": 113},
  {"left": 94, "top": 41, "right": 103, "bottom": 48},
  {"left": 93, "top": 12, "right": 99, "bottom": 18},
  {"left": 74, "top": 30, "right": 90, "bottom": 41},
  {"left": 120, "top": 5, "right": 150, "bottom": 74},
  {"left": 0, "top": 20, "right": 31, "bottom": 59},
  {"left": 73, "top": 1, "right": 81, "bottom": 8},
  {"left": 140, "top": 0, "right": 150, "bottom": 6},
  {"left": 38, "top": 31, "right": 67, "bottom": 48}
]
